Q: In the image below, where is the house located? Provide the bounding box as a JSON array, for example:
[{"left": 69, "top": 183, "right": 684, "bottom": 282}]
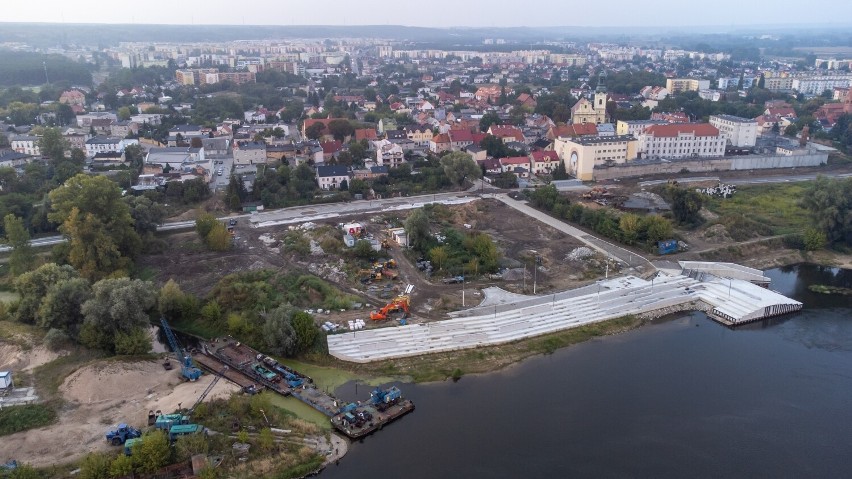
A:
[
  {"left": 353, "top": 165, "right": 389, "bottom": 180},
  {"left": 529, "top": 151, "right": 560, "bottom": 175},
  {"left": 10, "top": 135, "right": 40, "bottom": 156},
  {"left": 487, "top": 125, "right": 525, "bottom": 143},
  {"left": 244, "top": 109, "right": 268, "bottom": 123},
  {"left": 355, "top": 128, "right": 378, "bottom": 142},
  {"left": 478, "top": 158, "right": 503, "bottom": 175},
  {"left": 499, "top": 156, "right": 531, "bottom": 176},
  {"left": 448, "top": 129, "right": 475, "bottom": 150},
  {"left": 547, "top": 123, "right": 598, "bottom": 140},
  {"left": 76, "top": 112, "right": 117, "bottom": 128},
  {"left": 59, "top": 89, "right": 86, "bottom": 107},
  {"left": 429, "top": 133, "right": 452, "bottom": 154},
  {"left": 90, "top": 118, "right": 113, "bottom": 135},
  {"left": 167, "top": 125, "right": 204, "bottom": 146},
  {"left": 201, "top": 137, "right": 230, "bottom": 156},
  {"left": 0, "top": 151, "right": 34, "bottom": 169},
  {"left": 321, "top": 140, "right": 343, "bottom": 158},
  {"left": 374, "top": 139, "right": 405, "bottom": 167},
  {"left": 405, "top": 124, "right": 434, "bottom": 147},
  {"left": 145, "top": 147, "right": 210, "bottom": 175},
  {"left": 316, "top": 165, "right": 350, "bottom": 190},
  {"left": 651, "top": 112, "right": 689, "bottom": 123},
  {"left": 516, "top": 93, "right": 537, "bottom": 109},
  {"left": 85, "top": 136, "right": 137, "bottom": 158},
  {"left": 110, "top": 120, "right": 136, "bottom": 138},
  {"left": 233, "top": 141, "right": 267, "bottom": 166},
  {"left": 91, "top": 151, "right": 127, "bottom": 167},
  {"left": 465, "top": 145, "right": 487, "bottom": 162}
]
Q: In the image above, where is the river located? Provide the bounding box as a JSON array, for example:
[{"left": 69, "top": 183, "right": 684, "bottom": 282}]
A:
[{"left": 319, "top": 264, "right": 852, "bottom": 478}]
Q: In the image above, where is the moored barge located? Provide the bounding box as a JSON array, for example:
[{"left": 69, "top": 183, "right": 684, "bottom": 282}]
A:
[{"left": 201, "top": 336, "right": 414, "bottom": 439}]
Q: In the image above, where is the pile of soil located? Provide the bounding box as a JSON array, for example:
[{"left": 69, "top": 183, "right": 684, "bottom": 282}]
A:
[{"left": 0, "top": 342, "right": 65, "bottom": 372}]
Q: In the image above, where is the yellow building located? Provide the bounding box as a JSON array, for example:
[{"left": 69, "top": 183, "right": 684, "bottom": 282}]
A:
[
  {"left": 665, "top": 78, "right": 710, "bottom": 94},
  {"left": 572, "top": 71, "right": 609, "bottom": 125},
  {"left": 553, "top": 135, "right": 638, "bottom": 181}
]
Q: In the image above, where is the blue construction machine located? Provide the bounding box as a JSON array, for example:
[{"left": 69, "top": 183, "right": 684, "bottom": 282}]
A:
[{"left": 160, "top": 317, "right": 202, "bottom": 381}]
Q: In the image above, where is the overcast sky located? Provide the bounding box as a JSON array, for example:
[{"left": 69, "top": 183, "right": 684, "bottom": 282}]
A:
[{"left": 3, "top": 0, "right": 849, "bottom": 28}]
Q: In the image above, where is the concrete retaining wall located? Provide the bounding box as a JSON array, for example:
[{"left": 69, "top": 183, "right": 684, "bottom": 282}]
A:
[{"left": 592, "top": 152, "right": 829, "bottom": 180}]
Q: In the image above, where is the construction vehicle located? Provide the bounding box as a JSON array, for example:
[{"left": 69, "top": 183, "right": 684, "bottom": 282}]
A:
[
  {"left": 359, "top": 269, "right": 382, "bottom": 284},
  {"left": 168, "top": 424, "right": 207, "bottom": 442},
  {"left": 155, "top": 365, "right": 227, "bottom": 431},
  {"left": 370, "top": 285, "right": 414, "bottom": 321},
  {"left": 442, "top": 275, "right": 464, "bottom": 284},
  {"left": 370, "top": 386, "right": 402, "bottom": 411},
  {"left": 160, "top": 317, "right": 202, "bottom": 381},
  {"left": 105, "top": 423, "right": 142, "bottom": 446}
]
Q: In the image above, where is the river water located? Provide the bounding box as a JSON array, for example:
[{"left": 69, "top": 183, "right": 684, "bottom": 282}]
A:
[{"left": 320, "top": 264, "right": 852, "bottom": 478}]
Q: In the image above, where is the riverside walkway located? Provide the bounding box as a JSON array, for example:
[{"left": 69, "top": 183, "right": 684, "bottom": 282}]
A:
[{"left": 327, "top": 264, "right": 802, "bottom": 363}]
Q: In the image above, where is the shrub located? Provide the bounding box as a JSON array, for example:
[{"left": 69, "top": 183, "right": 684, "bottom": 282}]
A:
[
  {"left": 43, "top": 328, "right": 71, "bottom": 351},
  {"left": 803, "top": 227, "right": 827, "bottom": 251}
]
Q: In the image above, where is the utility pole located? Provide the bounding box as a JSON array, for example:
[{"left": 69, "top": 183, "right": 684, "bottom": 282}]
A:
[{"left": 533, "top": 257, "right": 537, "bottom": 295}]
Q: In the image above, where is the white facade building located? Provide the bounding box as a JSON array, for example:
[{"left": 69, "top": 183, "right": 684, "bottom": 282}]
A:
[
  {"left": 638, "top": 124, "right": 725, "bottom": 159},
  {"left": 709, "top": 115, "right": 758, "bottom": 148}
]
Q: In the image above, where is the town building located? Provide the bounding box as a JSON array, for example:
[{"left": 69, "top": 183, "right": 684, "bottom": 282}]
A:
[
  {"left": 637, "top": 124, "right": 725, "bottom": 159},
  {"left": 553, "top": 135, "right": 638, "bottom": 181},
  {"left": 374, "top": 139, "right": 405, "bottom": 167},
  {"left": 665, "top": 78, "right": 711, "bottom": 94},
  {"left": 615, "top": 120, "right": 669, "bottom": 137},
  {"left": 709, "top": 115, "right": 758, "bottom": 147},
  {"left": 529, "top": 151, "right": 560, "bottom": 175},
  {"left": 316, "top": 165, "right": 350, "bottom": 190},
  {"left": 233, "top": 141, "right": 268, "bottom": 166},
  {"left": 145, "top": 147, "right": 210, "bottom": 174}
]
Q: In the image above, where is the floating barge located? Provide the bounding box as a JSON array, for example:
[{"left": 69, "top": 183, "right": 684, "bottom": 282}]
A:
[{"left": 200, "top": 336, "right": 414, "bottom": 439}]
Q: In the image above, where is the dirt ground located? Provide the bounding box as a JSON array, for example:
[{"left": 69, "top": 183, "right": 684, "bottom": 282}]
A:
[
  {"left": 142, "top": 199, "right": 612, "bottom": 333},
  {"left": 0, "top": 343, "right": 66, "bottom": 372},
  {"left": 2, "top": 359, "right": 239, "bottom": 468}
]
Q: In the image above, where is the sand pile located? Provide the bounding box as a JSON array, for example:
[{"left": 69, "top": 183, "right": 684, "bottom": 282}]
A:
[
  {"left": 0, "top": 342, "right": 65, "bottom": 371},
  {"left": 61, "top": 360, "right": 172, "bottom": 403}
]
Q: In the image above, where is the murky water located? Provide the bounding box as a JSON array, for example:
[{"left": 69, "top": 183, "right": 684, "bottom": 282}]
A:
[{"left": 320, "top": 265, "right": 852, "bottom": 478}]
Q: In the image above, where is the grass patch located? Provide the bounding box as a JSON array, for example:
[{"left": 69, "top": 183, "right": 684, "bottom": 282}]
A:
[
  {"left": 266, "top": 395, "right": 332, "bottom": 430},
  {"left": 703, "top": 183, "right": 811, "bottom": 237},
  {"left": 0, "top": 403, "right": 57, "bottom": 436},
  {"left": 0, "top": 320, "right": 45, "bottom": 345},
  {"left": 0, "top": 290, "right": 20, "bottom": 303}
]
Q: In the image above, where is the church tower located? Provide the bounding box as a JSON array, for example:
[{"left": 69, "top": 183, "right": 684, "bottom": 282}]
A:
[{"left": 593, "top": 70, "right": 609, "bottom": 124}]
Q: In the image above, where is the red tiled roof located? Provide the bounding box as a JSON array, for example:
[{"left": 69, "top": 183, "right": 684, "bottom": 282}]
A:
[
  {"left": 321, "top": 140, "right": 342, "bottom": 154},
  {"left": 499, "top": 156, "right": 529, "bottom": 165},
  {"left": 530, "top": 151, "right": 559, "bottom": 162},
  {"left": 449, "top": 129, "right": 474, "bottom": 143},
  {"left": 488, "top": 125, "right": 524, "bottom": 140},
  {"left": 432, "top": 133, "right": 451, "bottom": 143},
  {"left": 644, "top": 123, "right": 720, "bottom": 137},
  {"left": 355, "top": 128, "right": 378, "bottom": 141}
]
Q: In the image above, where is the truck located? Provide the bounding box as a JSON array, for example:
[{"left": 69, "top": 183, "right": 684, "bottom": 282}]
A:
[
  {"left": 154, "top": 412, "right": 190, "bottom": 431},
  {"left": 168, "top": 424, "right": 206, "bottom": 442},
  {"left": 105, "top": 423, "right": 142, "bottom": 446},
  {"left": 442, "top": 275, "right": 464, "bottom": 284}
]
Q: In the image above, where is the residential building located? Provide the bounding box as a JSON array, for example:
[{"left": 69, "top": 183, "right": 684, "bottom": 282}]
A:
[
  {"left": 374, "top": 139, "right": 405, "bottom": 167},
  {"left": 145, "top": 147, "right": 210, "bottom": 174},
  {"left": 59, "top": 89, "right": 86, "bottom": 107},
  {"left": 85, "top": 136, "right": 137, "bottom": 158},
  {"left": 405, "top": 124, "right": 434, "bottom": 147},
  {"left": 709, "top": 115, "right": 758, "bottom": 147},
  {"left": 529, "top": 151, "right": 560, "bottom": 175},
  {"left": 76, "top": 112, "right": 117, "bottom": 128},
  {"left": 487, "top": 125, "right": 525, "bottom": 143},
  {"left": 665, "top": 78, "right": 711, "bottom": 94},
  {"left": 11, "top": 135, "right": 40, "bottom": 156},
  {"left": 792, "top": 75, "right": 852, "bottom": 96},
  {"left": 637, "top": 124, "right": 725, "bottom": 159},
  {"left": 429, "top": 133, "right": 452, "bottom": 154},
  {"left": 233, "top": 141, "right": 267, "bottom": 166},
  {"left": 553, "top": 135, "right": 638, "bottom": 181},
  {"left": 499, "top": 157, "right": 530, "bottom": 177},
  {"left": 316, "top": 165, "right": 350, "bottom": 190}
]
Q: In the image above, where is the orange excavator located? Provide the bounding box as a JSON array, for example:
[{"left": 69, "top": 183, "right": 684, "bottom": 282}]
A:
[{"left": 370, "top": 285, "right": 414, "bottom": 321}]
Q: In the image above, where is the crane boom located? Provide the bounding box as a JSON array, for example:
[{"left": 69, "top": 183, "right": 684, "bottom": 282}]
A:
[
  {"left": 160, "top": 318, "right": 202, "bottom": 381},
  {"left": 188, "top": 366, "right": 228, "bottom": 415}
]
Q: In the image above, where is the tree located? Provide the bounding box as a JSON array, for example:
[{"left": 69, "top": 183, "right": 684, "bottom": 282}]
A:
[
  {"left": 175, "top": 432, "right": 209, "bottom": 461},
  {"left": 114, "top": 327, "right": 152, "bottom": 355},
  {"left": 109, "top": 454, "right": 134, "bottom": 478},
  {"left": 642, "top": 215, "right": 674, "bottom": 244},
  {"left": 135, "top": 430, "right": 171, "bottom": 473},
  {"left": 126, "top": 195, "right": 166, "bottom": 237},
  {"left": 290, "top": 311, "right": 319, "bottom": 352},
  {"left": 3, "top": 214, "right": 35, "bottom": 276},
  {"left": 37, "top": 277, "right": 91, "bottom": 336},
  {"left": 353, "top": 239, "right": 378, "bottom": 261},
  {"left": 802, "top": 227, "right": 827, "bottom": 251},
  {"left": 195, "top": 212, "right": 218, "bottom": 239},
  {"left": 440, "top": 152, "right": 481, "bottom": 189},
  {"left": 327, "top": 119, "right": 355, "bottom": 142},
  {"left": 48, "top": 174, "right": 141, "bottom": 280},
  {"left": 263, "top": 305, "right": 298, "bottom": 357},
  {"left": 429, "top": 246, "right": 448, "bottom": 271},
  {"left": 206, "top": 222, "right": 232, "bottom": 251},
  {"left": 117, "top": 106, "right": 131, "bottom": 121},
  {"left": 404, "top": 208, "right": 431, "bottom": 252},
  {"left": 667, "top": 186, "right": 704, "bottom": 226},
  {"left": 38, "top": 127, "right": 68, "bottom": 162},
  {"left": 258, "top": 427, "right": 276, "bottom": 453},
  {"left": 305, "top": 122, "right": 326, "bottom": 140},
  {"left": 158, "top": 278, "right": 186, "bottom": 320},
  {"left": 619, "top": 213, "right": 641, "bottom": 245},
  {"left": 479, "top": 112, "right": 500, "bottom": 132},
  {"left": 802, "top": 176, "right": 852, "bottom": 245},
  {"left": 78, "top": 452, "right": 112, "bottom": 479},
  {"left": 79, "top": 278, "right": 157, "bottom": 353},
  {"left": 14, "top": 263, "right": 79, "bottom": 325}
]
